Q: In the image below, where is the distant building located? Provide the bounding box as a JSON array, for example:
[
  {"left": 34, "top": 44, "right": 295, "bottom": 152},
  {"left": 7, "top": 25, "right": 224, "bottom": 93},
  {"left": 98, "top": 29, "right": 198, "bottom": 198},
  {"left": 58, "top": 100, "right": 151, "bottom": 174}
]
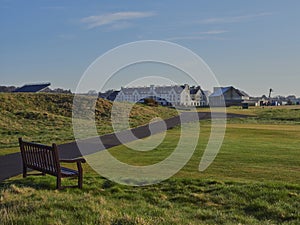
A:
[
  {"left": 42, "top": 87, "right": 72, "bottom": 94},
  {"left": 101, "top": 84, "right": 208, "bottom": 107},
  {"left": 99, "top": 90, "right": 120, "bottom": 101},
  {"left": 0, "top": 86, "right": 16, "bottom": 92},
  {"left": 189, "top": 86, "right": 208, "bottom": 107},
  {"left": 209, "top": 86, "right": 250, "bottom": 107},
  {"left": 13, "top": 83, "right": 51, "bottom": 93},
  {"left": 286, "top": 95, "right": 299, "bottom": 105}
]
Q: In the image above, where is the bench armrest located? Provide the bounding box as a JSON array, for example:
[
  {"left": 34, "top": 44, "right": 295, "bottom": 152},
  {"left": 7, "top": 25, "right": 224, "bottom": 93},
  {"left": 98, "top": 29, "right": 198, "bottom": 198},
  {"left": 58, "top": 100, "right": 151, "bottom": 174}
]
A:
[{"left": 60, "top": 158, "right": 86, "bottom": 163}]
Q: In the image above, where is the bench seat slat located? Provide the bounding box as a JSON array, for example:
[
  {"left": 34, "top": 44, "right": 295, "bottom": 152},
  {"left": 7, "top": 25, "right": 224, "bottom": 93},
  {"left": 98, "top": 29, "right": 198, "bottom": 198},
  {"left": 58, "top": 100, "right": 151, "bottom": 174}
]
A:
[{"left": 61, "top": 167, "right": 78, "bottom": 176}]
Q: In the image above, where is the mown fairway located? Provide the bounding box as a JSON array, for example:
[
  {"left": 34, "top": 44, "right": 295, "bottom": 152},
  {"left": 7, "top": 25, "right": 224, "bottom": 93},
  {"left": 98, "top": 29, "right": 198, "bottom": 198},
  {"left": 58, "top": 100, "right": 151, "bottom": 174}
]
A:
[{"left": 0, "top": 96, "right": 300, "bottom": 224}]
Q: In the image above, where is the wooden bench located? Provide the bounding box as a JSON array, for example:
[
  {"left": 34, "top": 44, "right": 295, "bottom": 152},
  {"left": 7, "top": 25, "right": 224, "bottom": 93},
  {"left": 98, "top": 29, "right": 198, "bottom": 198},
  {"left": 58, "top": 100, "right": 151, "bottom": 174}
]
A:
[{"left": 18, "top": 138, "right": 86, "bottom": 189}]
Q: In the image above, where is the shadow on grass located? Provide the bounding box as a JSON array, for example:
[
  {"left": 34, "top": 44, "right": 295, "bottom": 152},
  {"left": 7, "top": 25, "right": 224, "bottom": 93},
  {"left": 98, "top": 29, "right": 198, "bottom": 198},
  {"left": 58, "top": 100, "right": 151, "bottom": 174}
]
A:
[
  {"left": 0, "top": 172, "right": 108, "bottom": 192},
  {"left": 0, "top": 175, "right": 58, "bottom": 191}
]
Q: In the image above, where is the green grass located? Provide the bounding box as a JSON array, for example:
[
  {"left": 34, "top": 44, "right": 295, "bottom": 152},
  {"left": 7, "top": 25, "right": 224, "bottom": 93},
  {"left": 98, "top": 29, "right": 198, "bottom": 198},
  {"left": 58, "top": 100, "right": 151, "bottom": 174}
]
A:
[
  {"left": 0, "top": 93, "right": 177, "bottom": 155},
  {"left": 1, "top": 121, "right": 300, "bottom": 224},
  {"left": 1, "top": 96, "right": 300, "bottom": 224},
  {"left": 106, "top": 121, "right": 300, "bottom": 185},
  {"left": 1, "top": 176, "right": 299, "bottom": 225},
  {"left": 199, "top": 105, "right": 300, "bottom": 124}
]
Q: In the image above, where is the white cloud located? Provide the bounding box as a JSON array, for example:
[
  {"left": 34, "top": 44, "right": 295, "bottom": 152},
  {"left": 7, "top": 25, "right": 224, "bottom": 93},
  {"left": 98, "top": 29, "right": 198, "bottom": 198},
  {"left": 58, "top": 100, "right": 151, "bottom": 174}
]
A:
[
  {"left": 166, "top": 36, "right": 207, "bottom": 41},
  {"left": 165, "top": 36, "right": 227, "bottom": 41},
  {"left": 81, "top": 11, "right": 156, "bottom": 29},
  {"left": 166, "top": 30, "right": 228, "bottom": 41},
  {"left": 198, "top": 12, "right": 273, "bottom": 24},
  {"left": 197, "top": 30, "right": 228, "bottom": 35},
  {"left": 106, "top": 22, "right": 133, "bottom": 31}
]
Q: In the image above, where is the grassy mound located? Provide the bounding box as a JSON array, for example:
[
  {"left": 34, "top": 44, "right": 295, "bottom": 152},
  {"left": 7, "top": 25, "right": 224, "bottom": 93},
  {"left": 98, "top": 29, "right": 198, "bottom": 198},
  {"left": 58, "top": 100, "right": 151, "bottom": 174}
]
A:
[{"left": 0, "top": 93, "right": 177, "bottom": 151}]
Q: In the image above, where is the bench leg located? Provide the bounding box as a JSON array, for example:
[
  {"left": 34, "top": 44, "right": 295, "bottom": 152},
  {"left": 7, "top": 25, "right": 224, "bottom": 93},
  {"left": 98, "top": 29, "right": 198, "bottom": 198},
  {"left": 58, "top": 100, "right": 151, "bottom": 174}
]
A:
[
  {"left": 77, "top": 162, "right": 83, "bottom": 189},
  {"left": 56, "top": 176, "right": 62, "bottom": 190},
  {"left": 78, "top": 174, "right": 83, "bottom": 189},
  {"left": 23, "top": 166, "right": 27, "bottom": 178}
]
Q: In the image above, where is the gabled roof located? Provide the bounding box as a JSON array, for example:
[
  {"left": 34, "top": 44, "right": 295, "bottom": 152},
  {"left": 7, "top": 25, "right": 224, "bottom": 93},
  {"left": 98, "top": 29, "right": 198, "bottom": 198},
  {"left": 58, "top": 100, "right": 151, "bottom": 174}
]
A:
[
  {"left": 170, "top": 85, "right": 185, "bottom": 94},
  {"left": 13, "top": 83, "right": 51, "bottom": 93},
  {"left": 210, "top": 87, "right": 231, "bottom": 97},
  {"left": 210, "top": 86, "right": 249, "bottom": 97},
  {"left": 239, "top": 90, "right": 250, "bottom": 97},
  {"left": 120, "top": 85, "right": 186, "bottom": 95},
  {"left": 121, "top": 87, "right": 151, "bottom": 95},
  {"left": 190, "top": 86, "right": 201, "bottom": 95}
]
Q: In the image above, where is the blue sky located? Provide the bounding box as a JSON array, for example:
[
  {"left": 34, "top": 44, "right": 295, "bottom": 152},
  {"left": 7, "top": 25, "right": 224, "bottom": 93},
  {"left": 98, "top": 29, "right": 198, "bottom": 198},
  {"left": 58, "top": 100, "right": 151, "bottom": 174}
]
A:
[{"left": 1, "top": 0, "right": 299, "bottom": 96}]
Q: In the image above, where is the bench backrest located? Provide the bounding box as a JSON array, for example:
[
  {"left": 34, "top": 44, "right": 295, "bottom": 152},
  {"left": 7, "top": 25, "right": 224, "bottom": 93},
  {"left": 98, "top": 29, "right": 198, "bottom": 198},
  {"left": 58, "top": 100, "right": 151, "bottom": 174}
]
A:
[{"left": 19, "top": 138, "right": 61, "bottom": 176}]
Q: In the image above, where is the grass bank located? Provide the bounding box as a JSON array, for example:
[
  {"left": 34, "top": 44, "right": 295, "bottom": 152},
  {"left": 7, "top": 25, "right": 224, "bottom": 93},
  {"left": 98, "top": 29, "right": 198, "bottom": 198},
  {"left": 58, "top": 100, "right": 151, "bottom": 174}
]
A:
[{"left": 0, "top": 93, "right": 177, "bottom": 155}]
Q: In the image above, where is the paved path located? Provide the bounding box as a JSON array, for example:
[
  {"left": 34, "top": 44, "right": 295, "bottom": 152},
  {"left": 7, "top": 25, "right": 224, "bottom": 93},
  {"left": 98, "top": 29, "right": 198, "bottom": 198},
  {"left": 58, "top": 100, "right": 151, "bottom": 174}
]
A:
[{"left": 0, "top": 112, "right": 245, "bottom": 181}]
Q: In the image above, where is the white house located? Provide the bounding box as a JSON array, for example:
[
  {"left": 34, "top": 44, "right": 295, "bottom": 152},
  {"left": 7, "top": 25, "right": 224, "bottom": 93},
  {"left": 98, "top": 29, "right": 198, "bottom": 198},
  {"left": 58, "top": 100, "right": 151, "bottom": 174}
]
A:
[
  {"left": 114, "top": 84, "right": 208, "bottom": 107},
  {"left": 190, "top": 86, "right": 208, "bottom": 107}
]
